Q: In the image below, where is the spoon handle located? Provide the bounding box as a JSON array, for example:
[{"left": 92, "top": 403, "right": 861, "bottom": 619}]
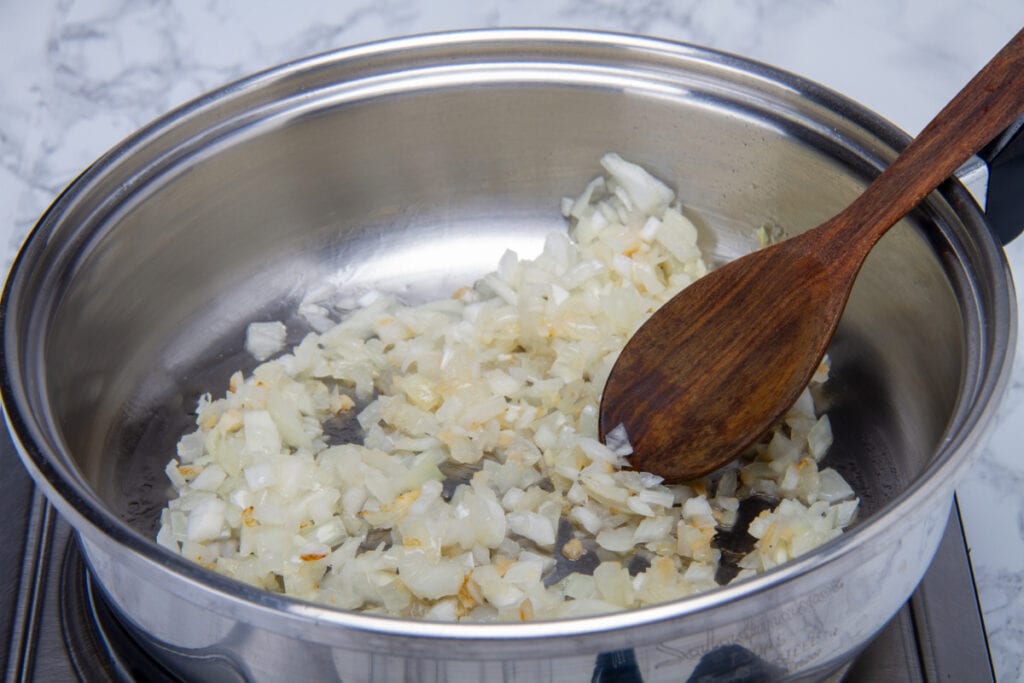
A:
[{"left": 830, "top": 26, "right": 1024, "bottom": 255}]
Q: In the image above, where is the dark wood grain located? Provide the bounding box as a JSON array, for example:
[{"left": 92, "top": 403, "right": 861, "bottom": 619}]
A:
[{"left": 600, "top": 26, "right": 1024, "bottom": 483}]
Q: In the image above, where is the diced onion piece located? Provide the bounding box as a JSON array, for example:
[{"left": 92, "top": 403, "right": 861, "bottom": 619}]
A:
[
  {"left": 187, "top": 498, "right": 226, "bottom": 542},
  {"left": 244, "top": 410, "right": 282, "bottom": 456},
  {"left": 508, "top": 512, "right": 556, "bottom": 547},
  {"left": 246, "top": 321, "right": 288, "bottom": 361}
]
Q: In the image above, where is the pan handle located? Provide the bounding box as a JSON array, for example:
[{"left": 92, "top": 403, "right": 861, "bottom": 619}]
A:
[
  {"left": 590, "top": 644, "right": 786, "bottom": 682},
  {"left": 592, "top": 649, "right": 643, "bottom": 682},
  {"left": 979, "top": 115, "right": 1024, "bottom": 245}
]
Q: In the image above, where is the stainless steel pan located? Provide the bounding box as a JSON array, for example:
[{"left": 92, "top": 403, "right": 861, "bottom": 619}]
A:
[{"left": 1, "top": 30, "right": 1016, "bottom": 682}]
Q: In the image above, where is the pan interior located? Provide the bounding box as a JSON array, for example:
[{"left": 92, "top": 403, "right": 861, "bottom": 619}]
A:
[{"left": 36, "top": 76, "right": 963, "bottom": 547}]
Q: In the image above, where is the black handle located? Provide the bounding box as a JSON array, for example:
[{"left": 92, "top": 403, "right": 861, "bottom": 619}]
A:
[
  {"left": 684, "top": 644, "right": 785, "bottom": 683},
  {"left": 589, "top": 644, "right": 788, "bottom": 683},
  {"left": 980, "top": 115, "right": 1024, "bottom": 245},
  {"left": 592, "top": 649, "right": 644, "bottom": 683}
]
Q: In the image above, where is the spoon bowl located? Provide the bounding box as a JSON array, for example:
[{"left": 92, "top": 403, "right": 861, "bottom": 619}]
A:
[{"left": 600, "top": 27, "right": 1024, "bottom": 482}]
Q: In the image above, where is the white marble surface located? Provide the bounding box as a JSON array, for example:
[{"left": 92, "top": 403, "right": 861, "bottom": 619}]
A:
[{"left": 2, "top": 0, "right": 1023, "bottom": 679}]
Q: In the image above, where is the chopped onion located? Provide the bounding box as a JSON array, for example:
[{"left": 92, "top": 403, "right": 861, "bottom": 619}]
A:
[
  {"left": 245, "top": 321, "right": 288, "bottom": 361},
  {"left": 158, "top": 153, "right": 859, "bottom": 621}
]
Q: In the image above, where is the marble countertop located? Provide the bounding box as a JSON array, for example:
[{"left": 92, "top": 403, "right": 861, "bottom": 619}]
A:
[{"left": 2, "top": 1, "right": 1022, "bottom": 679}]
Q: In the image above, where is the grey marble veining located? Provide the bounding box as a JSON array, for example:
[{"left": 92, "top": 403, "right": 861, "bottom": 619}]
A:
[{"left": 2, "top": 1, "right": 1023, "bottom": 680}]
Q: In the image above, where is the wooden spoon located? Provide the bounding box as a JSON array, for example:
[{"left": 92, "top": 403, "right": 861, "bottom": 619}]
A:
[{"left": 599, "top": 27, "right": 1024, "bottom": 483}]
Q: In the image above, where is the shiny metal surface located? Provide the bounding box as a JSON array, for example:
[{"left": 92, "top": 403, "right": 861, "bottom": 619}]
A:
[{"left": 0, "top": 30, "right": 1015, "bottom": 681}]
